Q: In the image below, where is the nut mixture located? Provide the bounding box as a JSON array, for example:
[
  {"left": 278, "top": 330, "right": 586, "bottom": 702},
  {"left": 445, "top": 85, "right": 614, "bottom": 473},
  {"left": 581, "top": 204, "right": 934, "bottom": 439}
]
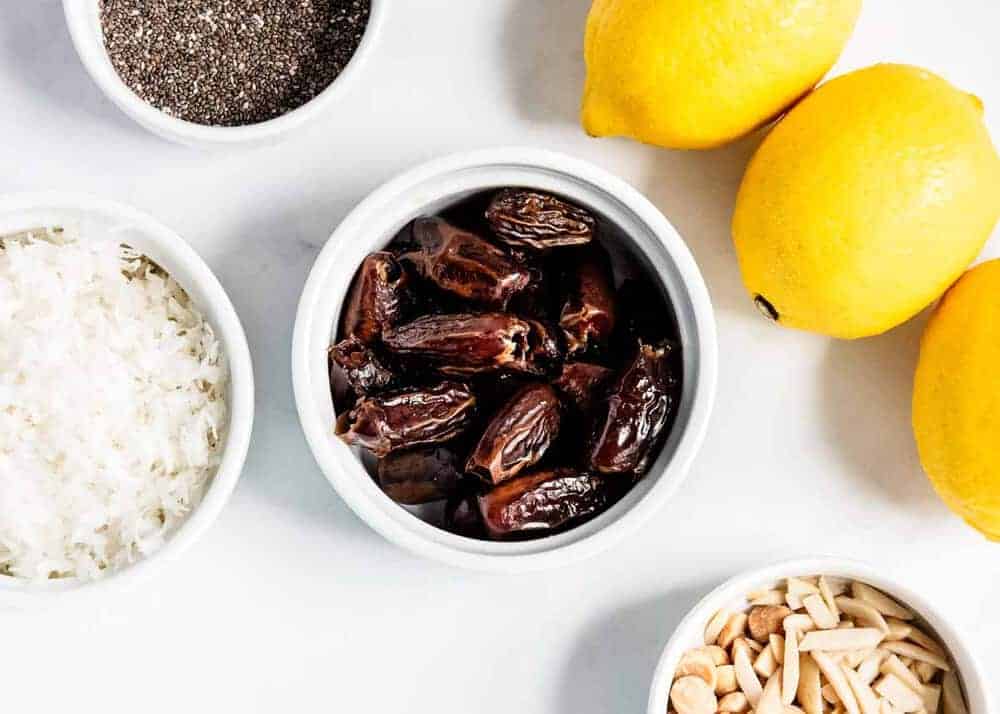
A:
[{"left": 667, "top": 576, "right": 969, "bottom": 714}]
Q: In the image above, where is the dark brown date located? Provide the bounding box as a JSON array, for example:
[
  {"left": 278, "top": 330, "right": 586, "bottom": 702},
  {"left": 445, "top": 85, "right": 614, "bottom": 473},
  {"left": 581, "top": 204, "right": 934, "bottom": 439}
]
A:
[
  {"left": 340, "top": 251, "right": 409, "bottom": 344},
  {"left": 588, "top": 341, "right": 677, "bottom": 475},
  {"left": 525, "top": 319, "right": 565, "bottom": 376},
  {"left": 553, "top": 362, "right": 613, "bottom": 416},
  {"left": 444, "top": 489, "right": 487, "bottom": 538},
  {"left": 559, "top": 246, "right": 616, "bottom": 356},
  {"left": 466, "top": 383, "right": 562, "bottom": 485},
  {"left": 329, "top": 336, "right": 397, "bottom": 397},
  {"left": 336, "top": 381, "right": 476, "bottom": 457},
  {"left": 382, "top": 313, "right": 554, "bottom": 377},
  {"left": 399, "top": 217, "right": 530, "bottom": 308},
  {"left": 486, "top": 189, "right": 596, "bottom": 250},
  {"left": 478, "top": 467, "right": 611, "bottom": 538},
  {"left": 376, "top": 446, "right": 463, "bottom": 505}
]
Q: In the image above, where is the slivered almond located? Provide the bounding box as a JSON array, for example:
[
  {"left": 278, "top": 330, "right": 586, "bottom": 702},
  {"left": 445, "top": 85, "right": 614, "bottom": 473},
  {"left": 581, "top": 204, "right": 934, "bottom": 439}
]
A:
[
  {"left": 716, "top": 665, "right": 738, "bottom": 695},
  {"left": 799, "top": 628, "right": 884, "bottom": 653},
  {"left": 906, "top": 626, "right": 945, "bottom": 657},
  {"left": 812, "top": 651, "right": 861, "bottom": 714},
  {"left": 803, "top": 594, "right": 839, "bottom": 629},
  {"left": 873, "top": 674, "right": 924, "bottom": 713},
  {"left": 757, "top": 668, "right": 785, "bottom": 714},
  {"left": 884, "top": 618, "right": 912, "bottom": 641},
  {"left": 676, "top": 649, "right": 717, "bottom": 689},
  {"left": 921, "top": 683, "right": 941, "bottom": 713},
  {"left": 880, "top": 655, "right": 923, "bottom": 692},
  {"left": 786, "top": 592, "right": 804, "bottom": 611},
  {"left": 670, "top": 675, "right": 717, "bottom": 714},
  {"left": 734, "top": 637, "right": 763, "bottom": 706},
  {"left": 782, "top": 631, "right": 799, "bottom": 705},
  {"left": 750, "top": 605, "right": 794, "bottom": 642},
  {"left": 797, "top": 653, "right": 823, "bottom": 714},
  {"left": 841, "top": 664, "right": 880, "bottom": 714},
  {"left": 719, "top": 691, "right": 750, "bottom": 713},
  {"left": 881, "top": 641, "right": 950, "bottom": 671},
  {"left": 822, "top": 684, "right": 841, "bottom": 705},
  {"left": 788, "top": 577, "right": 821, "bottom": 597},
  {"left": 705, "top": 609, "right": 731, "bottom": 645},
  {"left": 752, "top": 590, "right": 790, "bottom": 606},
  {"left": 852, "top": 583, "right": 914, "bottom": 621},
  {"left": 835, "top": 597, "right": 890, "bottom": 634},
  {"left": 913, "top": 661, "right": 937, "bottom": 684},
  {"left": 719, "top": 612, "right": 749, "bottom": 649},
  {"left": 856, "top": 650, "right": 888, "bottom": 685},
  {"left": 699, "top": 645, "right": 729, "bottom": 666},
  {"left": 941, "top": 672, "right": 968, "bottom": 714},
  {"left": 771, "top": 633, "right": 786, "bottom": 664},
  {"left": 839, "top": 619, "right": 856, "bottom": 629},
  {"left": 819, "top": 576, "right": 840, "bottom": 620},
  {"left": 844, "top": 649, "right": 874, "bottom": 669},
  {"left": 785, "top": 706, "right": 805, "bottom": 714},
  {"left": 755, "top": 642, "right": 779, "bottom": 679},
  {"left": 784, "top": 614, "right": 817, "bottom": 634},
  {"left": 880, "top": 699, "right": 900, "bottom": 714}
]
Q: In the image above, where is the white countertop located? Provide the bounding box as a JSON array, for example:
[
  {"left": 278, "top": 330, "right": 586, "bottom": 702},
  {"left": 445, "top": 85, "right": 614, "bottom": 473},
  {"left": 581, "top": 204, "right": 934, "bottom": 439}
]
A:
[{"left": 1, "top": 1, "right": 998, "bottom": 711}]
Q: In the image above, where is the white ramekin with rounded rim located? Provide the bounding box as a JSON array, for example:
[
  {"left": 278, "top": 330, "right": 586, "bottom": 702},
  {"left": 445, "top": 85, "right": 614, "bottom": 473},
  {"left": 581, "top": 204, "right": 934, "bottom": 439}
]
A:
[
  {"left": 0, "top": 192, "right": 255, "bottom": 608},
  {"left": 647, "top": 557, "right": 991, "bottom": 714},
  {"left": 292, "top": 147, "right": 718, "bottom": 573},
  {"left": 63, "top": 0, "right": 385, "bottom": 149}
]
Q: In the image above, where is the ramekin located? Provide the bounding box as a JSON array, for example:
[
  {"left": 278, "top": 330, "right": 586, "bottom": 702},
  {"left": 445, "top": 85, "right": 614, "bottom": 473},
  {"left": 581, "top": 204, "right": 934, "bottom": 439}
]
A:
[
  {"left": 0, "top": 192, "right": 255, "bottom": 607},
  {"left": 292, "top": 147, "right": 718, "bottom": 573},
  {"left": 647, "top": 558, "right": 991, "bottom": 714},
  {"left": 63, "top": 0, "right": 385, "bottom": 149}
]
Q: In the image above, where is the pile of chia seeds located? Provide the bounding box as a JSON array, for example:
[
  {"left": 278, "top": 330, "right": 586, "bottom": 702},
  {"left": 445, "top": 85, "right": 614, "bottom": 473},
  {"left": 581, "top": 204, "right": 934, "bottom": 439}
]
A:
[{"left": 100, "top": 0, "right": 371, "bottom": 127}]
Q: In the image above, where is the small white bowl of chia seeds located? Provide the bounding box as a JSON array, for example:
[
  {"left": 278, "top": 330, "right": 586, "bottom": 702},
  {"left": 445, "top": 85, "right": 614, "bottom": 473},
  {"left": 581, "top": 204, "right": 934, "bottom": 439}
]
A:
[{"left": 64, "top": 0, "right": 385, "bottom": 149}]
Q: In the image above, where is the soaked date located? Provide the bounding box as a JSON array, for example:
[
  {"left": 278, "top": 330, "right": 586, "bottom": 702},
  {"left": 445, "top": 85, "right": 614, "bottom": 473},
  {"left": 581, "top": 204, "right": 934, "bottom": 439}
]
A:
[
  {"left": 340, "top": 251, "right": 409, "bottom": 344},
  {"left": 486, "top": 189, "right": 596, "bottom": 250},
  {"left": 553, "top": 361, "right": 613, "bottom": 417},
  {"left": 336, "top": 381, "right": 476, "bottom": 457},
  {"left": 377, "top": 446, "right": 464, "bottom": 505},
  {"left": 466, "top": 383, "right": 562, "bottom": 485},
  {"left": 399, "top": 217, "right": 530, "bottom": 308},
  {"left": 329, "top": 336, "right": 397, "bottom": 397},
  {"left": 559, "top": 246, "right": 616, "bottom": 356},
  {"left": 477, "top": 467, "right": 612, "bottom": 538},
  {"left": 588, "top": 341, "right": 678, "bottom": 475}
]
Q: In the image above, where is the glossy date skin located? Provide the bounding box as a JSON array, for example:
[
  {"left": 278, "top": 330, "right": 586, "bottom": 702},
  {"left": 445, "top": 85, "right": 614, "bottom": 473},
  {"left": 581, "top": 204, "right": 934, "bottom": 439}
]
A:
[
  {"left": 377, "top": 446, "right": 464, "bottom": 505},
  {"left": 329, "top": 336, "right": 397, "bottom": 397},
  {"left": 588, "top": 341, "right": 678, "bottom": 475},
  {"left": 382, "top": 313, "right": 555, "bottom": 377},
  {"left": 336, "top": 381, "right": 476, "bottom": 457},
  {"left": 466, "top": 383, "right": 562, "bottom": 485},
  {"left": 553, "top": 361, "right": 613, "bottom": 417},
  {"left": 340, "top": 251, "right": 409, "bottom": 344},
  {"left": 399, "top": 217, "right": 530, "bottom": 309},
  {"left": 485, "top": 189, "right": 596, "bottom": 251},
  {"left": 477, "top": 467, "right": 611, "bottom": 538},
  {"left": 559, "top": 246, "right": 616, "bottom": 356}
]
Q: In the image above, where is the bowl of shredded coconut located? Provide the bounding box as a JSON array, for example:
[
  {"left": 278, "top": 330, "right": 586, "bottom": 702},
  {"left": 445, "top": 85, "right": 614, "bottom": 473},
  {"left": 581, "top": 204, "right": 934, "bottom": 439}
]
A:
[{"left": 0, "top": 193, "right": 253, "bottom": 605}]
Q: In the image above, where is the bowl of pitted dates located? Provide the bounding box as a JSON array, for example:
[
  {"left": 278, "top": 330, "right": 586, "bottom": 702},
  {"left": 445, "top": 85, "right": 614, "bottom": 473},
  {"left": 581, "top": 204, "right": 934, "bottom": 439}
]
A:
[{"left": 293, "top": 148, "right": 717, "bottom": 571}]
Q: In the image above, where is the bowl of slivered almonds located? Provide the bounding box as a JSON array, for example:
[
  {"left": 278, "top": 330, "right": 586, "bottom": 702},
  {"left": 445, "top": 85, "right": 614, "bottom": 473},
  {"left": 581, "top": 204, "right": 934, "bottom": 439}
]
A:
[{"left": 648, "top": 559, "right": 990, "bottom": 714}]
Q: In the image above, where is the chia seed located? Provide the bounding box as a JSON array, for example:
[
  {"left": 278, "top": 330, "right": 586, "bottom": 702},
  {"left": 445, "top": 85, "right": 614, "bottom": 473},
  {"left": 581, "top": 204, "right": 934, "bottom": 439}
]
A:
[{"left": 100, "top": 0, "right": 371, "bottom": 127}]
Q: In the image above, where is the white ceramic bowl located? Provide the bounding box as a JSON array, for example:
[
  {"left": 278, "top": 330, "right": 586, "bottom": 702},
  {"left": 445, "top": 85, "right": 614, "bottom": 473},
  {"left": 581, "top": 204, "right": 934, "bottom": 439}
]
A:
[
  {"left": 0, "top": 192, "right": 255, "bottom": 608},
  {"left": 648, "top": 557, "right": 991, "bottom": 714},
  {"left": 63, "top": 0, "right": 385, "bottom": 148},
  {"left": 292, "top": 147, "right": 718, "bottom": 572}
]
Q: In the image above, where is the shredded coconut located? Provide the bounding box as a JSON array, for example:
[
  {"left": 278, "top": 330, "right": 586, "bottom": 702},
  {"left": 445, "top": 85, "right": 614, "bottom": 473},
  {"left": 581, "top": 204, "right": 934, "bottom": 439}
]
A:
[{"left": 0, "top": 231, "right": 228, "bottom": 581}]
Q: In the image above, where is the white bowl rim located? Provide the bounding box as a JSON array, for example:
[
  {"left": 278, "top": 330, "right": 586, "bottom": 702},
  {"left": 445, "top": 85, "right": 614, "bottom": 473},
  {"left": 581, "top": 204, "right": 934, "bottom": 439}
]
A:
[
  {"left": 0, "top": 191, "right": 255, "bottom": 608},
  {"left": 646, "top": 556, "right": 993, "bottom": 714},
  {"left": 62, "top": 0, "right": 386, "bottom": 146},
  {"left": 292, "top": 146, "right": 719, "bottom": 573}
]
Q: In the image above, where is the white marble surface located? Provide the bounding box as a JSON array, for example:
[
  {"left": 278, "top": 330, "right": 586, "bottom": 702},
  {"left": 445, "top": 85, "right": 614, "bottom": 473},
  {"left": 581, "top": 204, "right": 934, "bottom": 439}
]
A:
[{"left": 1, "top": 1, "right": 998, "bottom": 711}]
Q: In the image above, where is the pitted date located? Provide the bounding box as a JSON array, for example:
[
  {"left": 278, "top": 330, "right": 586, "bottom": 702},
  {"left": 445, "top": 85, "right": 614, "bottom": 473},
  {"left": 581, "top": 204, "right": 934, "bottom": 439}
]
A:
[
  {"left": 336, "top": 381, "right": 476, "bottom": 457},
  {"left": 478, "top": 468, "right": 611, "bottom": 538},
  {"left": 466, "top": 383, "right": 562, "bottom": 485},
  {"left": 588, "top": 341, "right": 678, "bottom": 475},
  {"left": 553, "top": 362, "right": 613, "bottom": 416},
  {"left": 340, "top": 251, "right": 409, "bottom": 344},
  {"left": 383, "top": 313, "right": 555, "bottom": 377},
  {"left": 329, "top": 336, "right": 397, "bottom": 397},
  {"left": 377, "top": 446, "right": 463, "bottom": 505},
  {"left": 559, "top": 246, "right": 616, "bottom": 356},
  {"left": 486, "top": 189, "right": 596, "bottom": 250},
  {"left": 399, "top": 217, "right": 530, "bottom": 308}
]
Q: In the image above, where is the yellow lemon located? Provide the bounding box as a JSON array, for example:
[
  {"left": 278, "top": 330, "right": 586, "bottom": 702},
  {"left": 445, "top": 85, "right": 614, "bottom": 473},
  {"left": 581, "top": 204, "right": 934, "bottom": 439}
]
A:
[
  {"left": 581, "top": 0, "right": 861, "bottom": 149},
  {"left": 733, "top": 64, "right": 1000, "bottom": 339},
  {"left": 913, "top": 260, "right": 1000, "bottom": 540}
]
